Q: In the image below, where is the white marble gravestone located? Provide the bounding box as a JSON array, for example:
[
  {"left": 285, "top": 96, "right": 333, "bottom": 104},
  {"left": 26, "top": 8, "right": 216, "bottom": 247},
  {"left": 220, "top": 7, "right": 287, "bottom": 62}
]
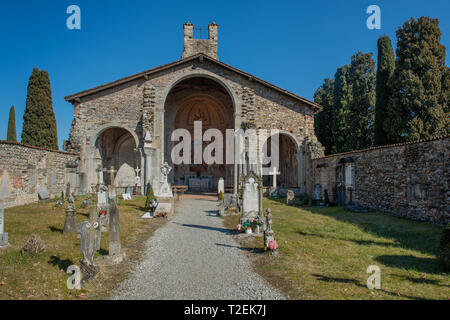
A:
[
  {"left": 0, "top": 175, "right": 9, "bottom": 247},
  {"left": 241, "top": 173, "right": 262, "bottom": 223},
  {"left": 37, "top": 185, "right": 50, "bottom": 200},
  {"left": 154, "top": 203, "right": 172, "bottom": 216},
  {"left": 218, "top": 177, "right": 224, "bottom": 194},
  {"left": 157, "top": 162, "right": 173, "bottom": 198}
]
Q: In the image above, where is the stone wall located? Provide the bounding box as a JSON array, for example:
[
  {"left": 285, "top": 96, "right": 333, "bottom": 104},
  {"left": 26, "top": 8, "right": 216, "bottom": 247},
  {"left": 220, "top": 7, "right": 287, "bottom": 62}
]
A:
[
  {"left": 0, "top": 141, "right": 79, "bottom": 208},
  {"left": 310, "top": 136, "right": 450, "bottom": 224}
]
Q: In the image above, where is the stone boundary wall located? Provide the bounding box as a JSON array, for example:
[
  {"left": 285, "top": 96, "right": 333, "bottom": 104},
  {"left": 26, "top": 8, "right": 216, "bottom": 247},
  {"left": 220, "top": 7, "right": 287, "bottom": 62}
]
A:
[
  {"left": 0, "top": 141, "right": 79, "bottom": 208},
  {"left": 310, "top": 135, "right": 449, "bottom": 224}
]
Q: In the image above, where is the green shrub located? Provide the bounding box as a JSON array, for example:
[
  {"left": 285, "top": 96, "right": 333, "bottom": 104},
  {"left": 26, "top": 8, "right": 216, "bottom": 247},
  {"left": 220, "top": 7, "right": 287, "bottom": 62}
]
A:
[
  {"left": 145, "top": 186, "right": 156, "bottom": 209},
  {"left": 441, "top": 224, "right": 450, "bottom": 271}
]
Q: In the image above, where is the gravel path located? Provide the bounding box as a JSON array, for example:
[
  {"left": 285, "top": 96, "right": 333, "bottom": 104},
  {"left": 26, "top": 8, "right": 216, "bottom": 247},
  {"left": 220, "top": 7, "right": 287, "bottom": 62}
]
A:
[{"left": 111, "top": 199, "right": 286, "bottom": 300}]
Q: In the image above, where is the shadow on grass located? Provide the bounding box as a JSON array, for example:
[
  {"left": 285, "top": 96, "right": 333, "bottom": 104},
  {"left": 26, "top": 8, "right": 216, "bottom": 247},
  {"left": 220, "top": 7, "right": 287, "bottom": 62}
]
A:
[
  {"left": 48, "top": 226, "right": 63, "bottom": 234},
  {"left": 48, "top": 255, "right": 74, "bottom": 271},
  {"left": 297, "top": 231, "right": 400, "bottom": 248},
  {"left": 312, "top": 273, "right": 428, "bottom": 300},
  {"left": 375, "top": 255, "right": 444, "bottom": 275},
  {"left": 304, "top": 206, "right": 443, "bottom": 258},
  {"left": 125, "top": 204, "right": 148, "bottom": 213},
  {"left": 97, "top": 248, "right": 109, "bottom": 256},
  {"left": 392, "top": 274, "right": 450, "bottom": 287}
]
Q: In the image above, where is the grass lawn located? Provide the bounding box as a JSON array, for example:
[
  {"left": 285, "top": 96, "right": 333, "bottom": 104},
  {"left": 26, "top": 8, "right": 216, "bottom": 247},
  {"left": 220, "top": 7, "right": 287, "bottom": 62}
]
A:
[
  {"left": 0, "top": 195, "right": 165, "bottom": 300},
  {"left": 224, "top": 198, "right": 449, "bottom": 300}
]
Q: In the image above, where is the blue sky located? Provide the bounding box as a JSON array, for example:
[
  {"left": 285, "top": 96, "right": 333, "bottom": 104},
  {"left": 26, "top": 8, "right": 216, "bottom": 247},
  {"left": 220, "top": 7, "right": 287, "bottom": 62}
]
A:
[{"left": 0, "top": 0, "right": 449, "bottom": 150}]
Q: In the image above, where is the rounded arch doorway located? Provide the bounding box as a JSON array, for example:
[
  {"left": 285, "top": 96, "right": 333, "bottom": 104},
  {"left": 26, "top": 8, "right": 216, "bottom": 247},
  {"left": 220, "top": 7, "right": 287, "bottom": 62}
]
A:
[
  {"left": 94, "top": 127, "right": 138, "bottom": 190},
  {"left": 164, "top": 77, "right": 235, "bottom": 192}
]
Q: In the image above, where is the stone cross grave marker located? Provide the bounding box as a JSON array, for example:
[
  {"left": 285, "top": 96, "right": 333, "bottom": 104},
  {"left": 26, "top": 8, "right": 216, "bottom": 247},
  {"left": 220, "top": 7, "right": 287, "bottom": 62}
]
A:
[
  {"left": 135, "top": 168, "right": 141, "bottom": 187},
  {"left": 108, "top": 166, "right": 117, "bottom": 186},
  {"left": 218, "top": 177, "right": 224, "bottom": 195},
  {"left": 264, "top": 208, "right": 276, "bottom": 251},
  {"left": 286, "top": 190, "right": 295, "bottom": 206},
  {"left": 77, "top": 206, "right": 101, "bottom": 282},
  {"left": 0, "top": 175, "right": 9, "bottom": 247},
  {"left": 269, "top": 167, "right": 280, "bottom": 189}
]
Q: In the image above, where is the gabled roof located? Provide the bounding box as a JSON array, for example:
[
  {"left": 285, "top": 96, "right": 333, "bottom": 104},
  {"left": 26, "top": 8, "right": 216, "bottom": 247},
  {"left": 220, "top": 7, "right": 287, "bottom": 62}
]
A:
[{"left": 64, "top": 53, "right": 323, "bottom": 112}]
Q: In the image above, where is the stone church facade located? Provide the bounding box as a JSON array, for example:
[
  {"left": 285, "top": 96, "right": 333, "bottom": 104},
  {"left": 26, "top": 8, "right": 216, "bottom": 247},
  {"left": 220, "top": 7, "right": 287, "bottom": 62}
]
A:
[{"left": 63, "top": 22, "right": 324, "bottom": 195}]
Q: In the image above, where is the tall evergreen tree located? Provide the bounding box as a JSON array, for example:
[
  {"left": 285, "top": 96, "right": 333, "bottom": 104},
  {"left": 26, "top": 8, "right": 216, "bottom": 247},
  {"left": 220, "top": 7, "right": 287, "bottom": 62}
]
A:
[
  {"left": 21, "top": 68, "right": 58, "bottom": 149},
  {"left": 386, "top": 17, "right": 449, "bottom": 142},
  {"left": 7, "top": 105, "right": 17, "bottom": 142},
  {"left": 374, "top": 36, "right": 395, "bottom": 146},
  {"left": 314, "top": 78, "right": 334, "bottom": 155},
  {"left": 347, "top": 52, "right": 376, "bottom": 150},
  {"left": 332, "top": 65, "right": 352, "bottom": 153}
]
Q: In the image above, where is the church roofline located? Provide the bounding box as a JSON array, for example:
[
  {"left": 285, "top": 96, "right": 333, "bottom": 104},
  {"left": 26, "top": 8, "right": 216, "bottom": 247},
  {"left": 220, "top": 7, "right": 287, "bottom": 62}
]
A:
[{"left": 64, "top": 53, "right": 323, "bottom": 112}]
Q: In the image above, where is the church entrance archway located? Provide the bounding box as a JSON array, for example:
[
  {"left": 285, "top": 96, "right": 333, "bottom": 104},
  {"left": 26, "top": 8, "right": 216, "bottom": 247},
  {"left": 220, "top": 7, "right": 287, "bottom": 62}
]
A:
[
  {"left": 164, "top": 77, "right": 234, "bottom": 192},
  {"left": 95, "top": 127, "right": 137, "bottom": 190},
  {"left": 263, "top": 133, "right": 299, "bottom": 188}
]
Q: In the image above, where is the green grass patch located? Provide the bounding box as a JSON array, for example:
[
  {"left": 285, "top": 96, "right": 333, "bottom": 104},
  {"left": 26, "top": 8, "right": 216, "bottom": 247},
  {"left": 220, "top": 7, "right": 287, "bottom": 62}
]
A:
[
  {"left": 224, "top": 199, "right": 449, "bottom": 300},
  {"left": 0, "top": 195, "right": 164, "bottom": 300}
]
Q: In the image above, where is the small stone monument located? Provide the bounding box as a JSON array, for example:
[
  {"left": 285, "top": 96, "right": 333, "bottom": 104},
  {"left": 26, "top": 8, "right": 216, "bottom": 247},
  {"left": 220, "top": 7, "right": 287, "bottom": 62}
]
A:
[
  {"left": 0, "top": 175, "right": 9, "bottom": 247},
  {"left": 264, "top": 208, "right": 277, "bottom": 253},
  {"left": 108, "top": 199, "right": 124, "bottom": 263},
  {"left": 240, "top": 171, "right": 262, "bottom": 224},
  {"left": 37, "top": 185, "right": 50, "bottom": 200},
  {"left": 63, "top": 202, "right": 77, "bottom": 234},
  {"left": 312, "top": 184, "right": 322, "bottom": 206},
  {"left": 286, "top": 190, "right": 295, "bottom": 206},
  {"left": 217, "top": 177, "right": 224, "bottom": 195},
  {"left": 158, "top": 162, "right": 173, "bottom": 198},
  {"left": 77, "top": 206, "right": 101, "bottom": 283}
]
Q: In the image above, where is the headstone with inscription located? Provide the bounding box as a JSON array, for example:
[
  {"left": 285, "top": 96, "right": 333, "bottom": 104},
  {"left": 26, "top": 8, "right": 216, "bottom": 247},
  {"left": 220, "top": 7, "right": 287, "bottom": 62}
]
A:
[
  {"left": 312, "top": 184, "right": 322, "bottom": 206},
  {"left": 157, "top": 162, "right": 173, "bottom": 197},
  {"left": 97, "top": 185, "right": 109, "bottom": 232},
  {"left": 241, "top": 171, "right": 262, "bottom": 224},
  {"left": 108, "top": 199, "right": 123, "bottom": 263}
]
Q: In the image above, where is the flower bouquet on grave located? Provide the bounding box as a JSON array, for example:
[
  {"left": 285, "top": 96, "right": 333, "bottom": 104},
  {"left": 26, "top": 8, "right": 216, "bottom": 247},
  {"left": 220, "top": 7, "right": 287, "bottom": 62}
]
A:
[
  {"left": 252, "top": 216, "right": 264, "bottom": 233},
  {"left": 98, "top": 209, "right": 108, "bottom": 218},
  {"left": 268, "top": 240, "right": 278, "bottom": 252},
  {"left": 242, "top": 221, "right": 253, "bottom": 234}
]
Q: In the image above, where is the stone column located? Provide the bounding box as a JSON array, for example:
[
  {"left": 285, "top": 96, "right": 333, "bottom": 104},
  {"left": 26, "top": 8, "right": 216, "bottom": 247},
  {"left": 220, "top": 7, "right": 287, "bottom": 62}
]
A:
[
  {"left": 297, "top": 148, "right": 303, "bottom": 193},
  {"left": 143, "top": 146, "right": 155, "bottom": 194}
]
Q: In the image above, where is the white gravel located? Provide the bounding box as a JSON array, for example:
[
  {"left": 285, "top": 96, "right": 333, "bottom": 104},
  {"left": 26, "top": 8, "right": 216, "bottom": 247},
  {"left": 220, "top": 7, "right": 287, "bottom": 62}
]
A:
[{"left": 111, "top": 199, "right": 286, "bottom": 300}]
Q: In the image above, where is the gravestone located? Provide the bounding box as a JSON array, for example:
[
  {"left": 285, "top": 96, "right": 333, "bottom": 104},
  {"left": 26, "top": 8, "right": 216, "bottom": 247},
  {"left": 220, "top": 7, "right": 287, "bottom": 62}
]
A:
[
  {"left": 97, "top": 184, "right": 109, "bottom": 232},
  {"left": 108, "top": 199, "right": 123, "bottom": 263},
  {"left": 218, "top": 178, "right": 224, "bottom": 195},
  {"left": 312, "top": 184, "right": 322, "bottom": 206},
  {"left": 154, "top": 203, "right": 172, "bottom": 218},
  {"left": 77, "top": 206, "right": 101, "bottom": 282},
  {"left": 0, "top": 175, "right": 9, "bottom": 247},
  {"left": 37, "top": 185, "right": 50, "bottom": 200},
  {"left": 286, "top": 190, "right": 295, "bottom": 206},
  {"left": 63, "top": 202, "right": 77, "bottom": 234},
  {"left": 157, "top": 162, "right": 173, "bottom": 198},
  {"left": 241, "top": 171, "right": 262, "bottom": 224}
]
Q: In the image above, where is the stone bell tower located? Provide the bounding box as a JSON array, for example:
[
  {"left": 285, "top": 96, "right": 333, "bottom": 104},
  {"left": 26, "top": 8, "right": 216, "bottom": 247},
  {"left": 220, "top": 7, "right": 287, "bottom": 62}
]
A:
[{"left": 182, "top": 22, "right": 218, "bottom": 60}]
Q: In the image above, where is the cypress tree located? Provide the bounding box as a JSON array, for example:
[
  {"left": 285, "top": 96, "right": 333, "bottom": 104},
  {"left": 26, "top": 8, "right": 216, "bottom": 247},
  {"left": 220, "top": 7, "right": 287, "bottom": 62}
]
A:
[
  {"left": 21, "top": 68, "right": 58, "bottom": 149},
  {"left": 347, "top": 52, "right": 376, "bottom": 151},
  {"left": 314, "top": 78, "right": 335, "bottom": 155},
  {"left": 374, "top": 36, "right": 395, "bottom": 146},
  {"left": 332, "top": 65, "right": 352, "bottom": 153},
  {"left": 386, "top": 17, "right": 449, "bottom": 142},
  {"left": 7, "top": 105, "right": 17, "bottom": 142}
]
